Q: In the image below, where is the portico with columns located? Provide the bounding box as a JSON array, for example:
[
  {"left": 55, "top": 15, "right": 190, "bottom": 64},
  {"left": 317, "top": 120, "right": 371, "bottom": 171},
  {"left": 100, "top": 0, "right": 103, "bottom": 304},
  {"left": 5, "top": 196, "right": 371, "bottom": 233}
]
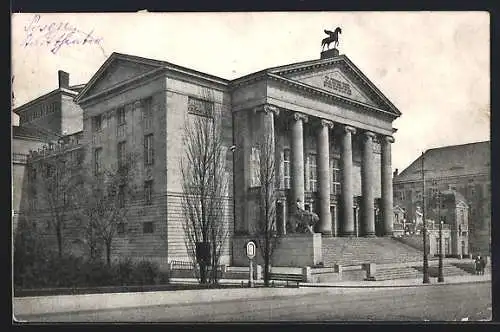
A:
[{"left": 230, "top": 49, "right": 401, "bottom": 266}]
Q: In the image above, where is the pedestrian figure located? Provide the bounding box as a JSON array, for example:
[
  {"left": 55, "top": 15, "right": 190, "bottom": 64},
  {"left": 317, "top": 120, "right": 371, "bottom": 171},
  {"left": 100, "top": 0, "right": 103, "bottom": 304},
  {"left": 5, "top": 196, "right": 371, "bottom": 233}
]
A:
[
  {"left": 475, "top": 256, "right": 481, "bottom": 275},
  {"left": 479, "top": 256, "right": 486, "bottom": 275}
]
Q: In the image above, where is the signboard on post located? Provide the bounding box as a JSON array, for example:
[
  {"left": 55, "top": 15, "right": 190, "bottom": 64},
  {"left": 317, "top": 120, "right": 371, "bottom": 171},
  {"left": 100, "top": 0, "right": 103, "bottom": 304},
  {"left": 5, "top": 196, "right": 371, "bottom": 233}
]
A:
[
  {"left": 246, "top": 240, "right": 256, "bottom": 259},
  {"left": 245, "top": 240, "right": 256, "bottom": 287}
]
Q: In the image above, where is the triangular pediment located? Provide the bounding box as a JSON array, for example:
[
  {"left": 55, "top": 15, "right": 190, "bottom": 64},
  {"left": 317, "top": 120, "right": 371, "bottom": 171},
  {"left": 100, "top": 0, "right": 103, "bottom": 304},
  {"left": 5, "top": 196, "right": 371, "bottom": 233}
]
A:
[
  {"left": 285, "top": 66, "right": 379, "bottom": 107},
  {"left": 85, "top": 59, "right": 160, "bottom": 97},
  {"left": 269, "top": 55, "right": 401, "bottom": 116},
  {"left": 77, "top": 53, "right": 164, "bottom": 102}
]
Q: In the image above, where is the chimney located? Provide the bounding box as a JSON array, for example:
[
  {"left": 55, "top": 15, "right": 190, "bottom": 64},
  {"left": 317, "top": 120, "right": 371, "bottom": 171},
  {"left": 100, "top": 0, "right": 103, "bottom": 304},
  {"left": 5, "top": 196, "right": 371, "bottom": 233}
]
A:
[
  {"left": 58, "top": 70, "right": 70, "bottom": 89},
  {"left": 320, "top": 48, "right": 340, "bottom": 60}
]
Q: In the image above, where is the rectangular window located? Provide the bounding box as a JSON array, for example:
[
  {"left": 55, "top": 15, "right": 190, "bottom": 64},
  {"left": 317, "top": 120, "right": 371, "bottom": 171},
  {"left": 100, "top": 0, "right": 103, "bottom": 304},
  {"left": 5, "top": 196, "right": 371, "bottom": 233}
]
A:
[
  {"left": 46, "top": 164, "right": 54, "bottom": 177},
  {"left": 93, "top": 115, "right": 102, "bottom": 132},
  {"left": 330, "top": 158, "right": 341, "bottom": 195},
  {"left": 94, "top": 148, "right": 102, "bottom": 175},
  {"left": 188, "top": 96, "right": 214, "bottom": 118},
  {"left": 308, "top": 154, "right": 317, "bottom": 192},
  {"left": 143, "top": 221, "right": 154, "bottom": 234},
  {"left": 117, "top": 222, "right": 126, "bottom": 235},
  {"left": 117, "top": 107, "right": 126, "bottom": 125},
  {"left": 283, "top": 149, "right": 291, "bottom": 189},
  {"left": 118, "top": 184, "right": 125, "bottom": 208},
  {"left": 117, "top": 141, "right": 126, "bottom": 167},
  {"left": 144, "top": 180, "right": 153, "bottom": 205},
  {"left": 144, "top": 134, "right": 154, "bottom": 165},
  {"left": 142, "top": 98, "right": 153, "bottom": 130}
]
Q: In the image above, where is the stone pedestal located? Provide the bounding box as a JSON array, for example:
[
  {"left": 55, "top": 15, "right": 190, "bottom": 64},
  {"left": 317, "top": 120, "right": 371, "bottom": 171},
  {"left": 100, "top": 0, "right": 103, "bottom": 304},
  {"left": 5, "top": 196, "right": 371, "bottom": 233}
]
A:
[
  {"left": 320, "top": 48, "right": 340, "bottom": 59},
  {"left": 231, "top": 234, "right": 322, "bottom": 267}
]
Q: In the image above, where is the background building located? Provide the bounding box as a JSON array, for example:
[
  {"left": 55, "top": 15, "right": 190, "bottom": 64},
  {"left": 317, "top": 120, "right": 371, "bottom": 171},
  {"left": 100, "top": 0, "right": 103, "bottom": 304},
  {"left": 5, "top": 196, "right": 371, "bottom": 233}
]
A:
[
  {"left": 12, "top": 72, "right": 84, "bottom": 235},
  {"left": 393, "top": 141, "right": 490, "bottom": 256}
]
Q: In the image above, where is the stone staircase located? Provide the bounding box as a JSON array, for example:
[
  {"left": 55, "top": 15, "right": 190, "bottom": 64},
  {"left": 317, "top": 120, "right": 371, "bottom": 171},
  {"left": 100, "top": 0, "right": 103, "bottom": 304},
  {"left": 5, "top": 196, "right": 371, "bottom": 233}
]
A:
[
  {"left": 373, "top": 266, "right": 422, "bottom": 281},
  {"left": 322, "top": 237, "right": 425, "bottom": 267},
  {"left": 413, "top": 263, "right": 475, "bottom": 278}
]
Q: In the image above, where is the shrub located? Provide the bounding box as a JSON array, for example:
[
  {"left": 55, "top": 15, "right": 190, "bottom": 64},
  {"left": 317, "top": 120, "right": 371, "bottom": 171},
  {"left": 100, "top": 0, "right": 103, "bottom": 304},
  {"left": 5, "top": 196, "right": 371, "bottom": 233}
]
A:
[
  {"left": 130, "top": 260, "right": 161, "bottom": 285},
  {"left": 14, "top": 252, "right": 169, "bottom": 290}
]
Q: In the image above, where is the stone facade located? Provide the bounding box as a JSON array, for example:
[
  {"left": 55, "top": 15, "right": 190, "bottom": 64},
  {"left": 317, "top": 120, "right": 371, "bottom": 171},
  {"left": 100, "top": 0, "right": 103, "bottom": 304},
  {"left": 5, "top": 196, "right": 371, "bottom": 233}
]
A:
[{"left": 14, "top": 49, "right": 401, "bottom": 268}]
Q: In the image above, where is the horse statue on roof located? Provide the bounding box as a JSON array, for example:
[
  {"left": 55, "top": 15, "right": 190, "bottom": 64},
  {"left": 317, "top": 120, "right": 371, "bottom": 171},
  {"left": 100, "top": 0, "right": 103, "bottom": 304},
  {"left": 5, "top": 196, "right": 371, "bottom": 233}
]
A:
[{"left": 321, "top": 27, "right": 342, "bottom": 51}]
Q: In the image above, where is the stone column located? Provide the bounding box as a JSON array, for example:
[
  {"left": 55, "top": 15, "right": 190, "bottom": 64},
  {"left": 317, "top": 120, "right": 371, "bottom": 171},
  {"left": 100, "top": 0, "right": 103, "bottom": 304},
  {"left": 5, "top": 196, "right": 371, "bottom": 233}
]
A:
[
  {"left": 361, "top": 131, "right": 376, "bottom": 236},
  {"left": 381, "top": 135, "right": 395, "bottom": 236},
  {"left": 291, "top": 112, "right": 308, "bottom": 208},
  {"left": 317, "top": 119, "right": 334, "bottom": 236},
  {"left": 253, "top": 104, "right": 279, "bottom": 232},
  {"left": 341, "top": 125, "right": 356, "bottom": 236}
]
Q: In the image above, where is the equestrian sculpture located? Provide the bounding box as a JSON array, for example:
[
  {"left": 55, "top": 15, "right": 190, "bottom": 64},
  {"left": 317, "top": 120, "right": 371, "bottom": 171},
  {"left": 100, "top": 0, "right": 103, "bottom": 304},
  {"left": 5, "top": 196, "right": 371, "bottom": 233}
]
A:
[
  {"left": 321, "top": 27, "right": 342, "bottom": 51},
  {"left": 286, "top": 200, "right": 319, "bottom": 234}
]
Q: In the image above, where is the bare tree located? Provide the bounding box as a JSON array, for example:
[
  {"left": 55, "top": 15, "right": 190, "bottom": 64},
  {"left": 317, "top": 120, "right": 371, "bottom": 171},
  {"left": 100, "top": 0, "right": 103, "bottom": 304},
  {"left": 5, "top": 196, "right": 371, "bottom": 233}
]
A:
[
  {"left": 27, "top": 148, "right": 82, "bottom": 258},
  {"left": 252, "top": 126, "right": 279, "bottom": 287},
  {"left": 180, "top": 101, "right": 229, "bottom": 285},
  {"left": 73, "top": 153, "right": 138, "bottom": 265}
]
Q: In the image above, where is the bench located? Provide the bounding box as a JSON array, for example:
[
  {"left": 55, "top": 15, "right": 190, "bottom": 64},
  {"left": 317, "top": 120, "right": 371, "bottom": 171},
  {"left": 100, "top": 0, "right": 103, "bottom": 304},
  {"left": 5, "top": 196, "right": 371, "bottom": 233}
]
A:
[
  {"left": 169, "top": 260, "right": 195, "bottom": 270},
  {"left": 169, "top": 260, "right": 227, "bottom": 278},
  {"left": 269, "top": 273, "right": 303, "bottom": 288}
]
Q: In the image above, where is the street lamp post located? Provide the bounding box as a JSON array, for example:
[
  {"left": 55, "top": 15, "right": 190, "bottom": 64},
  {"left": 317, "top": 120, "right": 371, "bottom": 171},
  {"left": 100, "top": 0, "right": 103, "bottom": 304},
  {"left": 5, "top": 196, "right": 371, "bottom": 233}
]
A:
[
  {"left": 438, "top": 220, "right": 444, "bottom": 282},
  {"left": 421, "top": 151, "right": 430, "bottom": 284}
]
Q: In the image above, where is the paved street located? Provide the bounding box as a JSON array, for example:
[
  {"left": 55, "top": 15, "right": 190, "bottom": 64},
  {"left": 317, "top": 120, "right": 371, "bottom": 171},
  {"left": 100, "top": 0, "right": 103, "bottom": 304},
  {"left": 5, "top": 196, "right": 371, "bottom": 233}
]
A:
[{"left": 16, "top": 282, "right": 491, "bottom": 322}]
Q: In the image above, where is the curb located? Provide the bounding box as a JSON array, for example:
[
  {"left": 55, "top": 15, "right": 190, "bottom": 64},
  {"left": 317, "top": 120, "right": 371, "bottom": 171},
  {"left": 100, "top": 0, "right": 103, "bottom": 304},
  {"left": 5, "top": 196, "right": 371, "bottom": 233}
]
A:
[
  {"left": 15, "top": 288, "right": 327, "bottom": 318},
  {"left": 300, "top": 279, "right": 491, "bottom": 288}
]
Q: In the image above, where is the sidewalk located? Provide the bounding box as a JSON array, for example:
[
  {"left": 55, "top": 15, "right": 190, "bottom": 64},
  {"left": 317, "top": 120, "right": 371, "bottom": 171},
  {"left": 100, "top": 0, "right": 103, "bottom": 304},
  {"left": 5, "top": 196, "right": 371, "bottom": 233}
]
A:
[{"left": 13, "top": 272, "right": 490, "bottom": 317}]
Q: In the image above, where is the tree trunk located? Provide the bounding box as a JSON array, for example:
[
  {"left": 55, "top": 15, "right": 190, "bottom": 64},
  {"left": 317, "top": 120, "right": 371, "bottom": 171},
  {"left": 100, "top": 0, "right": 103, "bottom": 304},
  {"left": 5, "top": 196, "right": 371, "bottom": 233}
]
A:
[
  {"left": 56, "top": 223, "right": 63, "bottom": 258},
  {"left": 106, "top": 242, "right": 111, "bottom": 266},
  {"left": 199, "top": 263, "right": 207, "bottom": 284},
  {"left": 264, "top": 238, "right": 270, "bottom": 287}
]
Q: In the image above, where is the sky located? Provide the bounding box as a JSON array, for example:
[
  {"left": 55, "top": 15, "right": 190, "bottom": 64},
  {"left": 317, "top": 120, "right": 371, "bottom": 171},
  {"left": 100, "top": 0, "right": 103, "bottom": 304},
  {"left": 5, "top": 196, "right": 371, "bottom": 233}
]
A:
[{"left": 11, "top": 11, "right": 490, "bottom": 172}]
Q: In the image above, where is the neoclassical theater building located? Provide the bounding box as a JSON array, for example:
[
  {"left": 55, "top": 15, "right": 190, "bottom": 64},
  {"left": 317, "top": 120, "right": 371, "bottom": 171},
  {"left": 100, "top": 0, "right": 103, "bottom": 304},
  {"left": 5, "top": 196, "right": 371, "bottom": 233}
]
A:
[{"left": 16, "top": 46, "right": 401, "bottom": 268}]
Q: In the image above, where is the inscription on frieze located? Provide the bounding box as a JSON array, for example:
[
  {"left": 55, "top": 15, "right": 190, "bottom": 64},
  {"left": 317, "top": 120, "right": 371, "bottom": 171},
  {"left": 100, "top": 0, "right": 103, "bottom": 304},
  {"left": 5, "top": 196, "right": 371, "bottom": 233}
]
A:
[{"left": 323, "top": 75, "right": 352, "bottom": 95}]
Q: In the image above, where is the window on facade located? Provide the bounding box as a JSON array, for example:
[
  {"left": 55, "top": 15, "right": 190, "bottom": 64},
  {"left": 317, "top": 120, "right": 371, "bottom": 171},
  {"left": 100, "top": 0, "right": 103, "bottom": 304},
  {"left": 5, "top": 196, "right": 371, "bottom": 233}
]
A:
[
  {"left": 144, "top": 134, "right": 154, "bottom": 165},
  {"left": 117, "top": 107, "right": 126, "bottom": 125},
  {"left": 142, "top": 98, "right": 153, "bottom": 130},
  {"left": 46, "top": 164, "right": 54, "bottom": 177},
  {"left": 117, "top": 141, "right": 126, "bottom": 167},
  {"left": 143, "top": 221, "right": 154, "bottom": 234},
  {"left": 118, "top": 184, "right": 125, "bottom": 208},
  {"left": 93, "top": 115, "right": 102, "bottom": 132},
  {"left": 94, "top": 148, "right": 102, "bottom": 175},
  {"left": 117, "top": 222, "right": 126, "bottom": 235},
  {"left": 283, "top": 149, "right": 291, "bottom": 189},
  {"left": 308, "top": 154, "right": 317, "bottom": 192},
  {"left": 188, "top": 96, "right": 214, "bottom": 118},
  {"left": 331, "top": 158, "right": 341, "bottom": 195},
  {"left": 144, "top": 180, "right": 153, "bottom": 205}
]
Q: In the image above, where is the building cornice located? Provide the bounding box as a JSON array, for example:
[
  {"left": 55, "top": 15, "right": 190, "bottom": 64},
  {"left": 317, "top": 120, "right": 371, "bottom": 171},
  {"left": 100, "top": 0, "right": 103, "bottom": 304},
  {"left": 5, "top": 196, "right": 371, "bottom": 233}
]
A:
[
  {"left": 266, "top": 73, "right": 399, "bottom": 120},
  {"left": 13, "top": 88, "right": 78, "bottom": 114}
]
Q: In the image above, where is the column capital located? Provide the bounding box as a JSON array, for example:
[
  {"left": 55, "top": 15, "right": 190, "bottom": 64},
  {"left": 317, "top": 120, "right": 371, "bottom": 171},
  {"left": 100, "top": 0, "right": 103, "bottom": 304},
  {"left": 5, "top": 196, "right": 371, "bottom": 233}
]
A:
[
  {"left": 293, "top": 112, "right": 309, "bottom": 123},
  {"left": 343, "top": 125, "right": 356, "bottom": 134},
  {"left": 253, "top": 104, "right": 280, "bottom": 116},
  {"left": 320, "top": 119, "right": 335, "bottom": 129},
  {"left": 382, "top": 135, "right": 395, "bottom": 144},
  {"left": 363, "top": 131, "right": 377, "bottom": 140}
]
